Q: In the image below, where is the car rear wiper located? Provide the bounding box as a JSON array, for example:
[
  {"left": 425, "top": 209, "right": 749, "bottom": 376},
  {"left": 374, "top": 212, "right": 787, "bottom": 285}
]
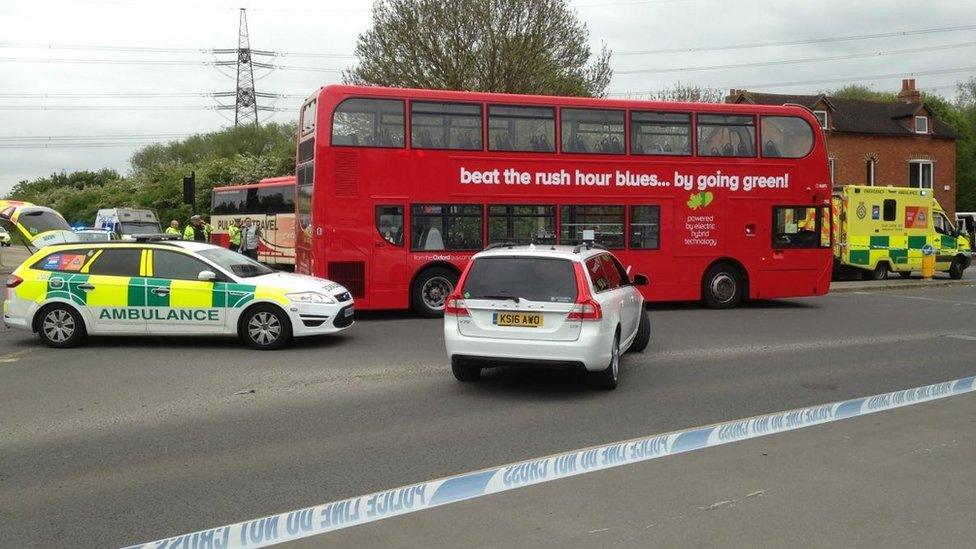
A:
[{"left": 477, "top": 293, "right": 522, "bottom": 304}]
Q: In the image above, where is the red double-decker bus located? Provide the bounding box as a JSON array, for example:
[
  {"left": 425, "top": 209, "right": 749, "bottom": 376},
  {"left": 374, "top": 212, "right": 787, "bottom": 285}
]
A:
[{"left": 295, "top": 85, "right": 832, "bottom": 315}]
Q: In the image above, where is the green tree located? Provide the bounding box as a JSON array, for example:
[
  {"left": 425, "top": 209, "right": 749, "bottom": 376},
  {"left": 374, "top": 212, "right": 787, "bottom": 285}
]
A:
[
  {"left": 345, "top": 0, "right": 612, "bottom": 97},
  {"left": 828, "top": 84, "right": 899, "bottom": 103},
  {"left": 655, "top": 83, "right": 723, "bottom": 103}
]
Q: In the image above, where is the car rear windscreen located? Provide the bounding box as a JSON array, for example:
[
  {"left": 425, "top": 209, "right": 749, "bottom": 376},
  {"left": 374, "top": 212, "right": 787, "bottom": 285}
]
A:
[{"left": 462, "top": 257, "right": 578, "bottom": 303}]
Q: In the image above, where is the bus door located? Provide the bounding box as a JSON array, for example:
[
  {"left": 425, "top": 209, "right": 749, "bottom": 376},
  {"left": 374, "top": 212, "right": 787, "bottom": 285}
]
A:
[{"left": 371, "top": 203, "right": 407, "bottom": 308}]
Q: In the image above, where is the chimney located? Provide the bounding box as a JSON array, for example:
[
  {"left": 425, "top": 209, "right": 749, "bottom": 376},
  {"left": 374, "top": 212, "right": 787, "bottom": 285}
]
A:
[{"left": 898, "top": 78, "right": 921, "bottom": 103}]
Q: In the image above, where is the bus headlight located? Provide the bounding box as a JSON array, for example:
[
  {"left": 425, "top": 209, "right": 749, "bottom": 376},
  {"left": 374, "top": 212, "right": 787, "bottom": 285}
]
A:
[{"left": 286, "top": 291, "right": 336, "bottom": 304}]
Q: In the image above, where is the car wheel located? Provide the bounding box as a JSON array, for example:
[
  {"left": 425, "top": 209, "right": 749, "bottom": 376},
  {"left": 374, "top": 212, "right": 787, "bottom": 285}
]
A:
[
  {"left": 36, "top": 304, "right": 86, "bottom": 348},
  {"left": 593, "top": 333, "right": 620, "bottom": 390},
  {"left": 240, "top": 305, "right": 292, "bottom": 350},
  {"left": 411, "top": 267, "right": 458, "bottom": 318},
  {"left": 702, "top": 263, "right": 743, "bottom": 309},
  {"left": 451, "top": 357, "right": 481, "bottom": 382},
  {"left": 863, "top": 263, "right": 888, "bottom": 281},
  {"left": 949, "top": 257, "right": 965, "bottom": 280},
  {"left": 898, "top": 271, "right": 912, "bottom": 279},
  {"left": 628, "top": 309, "right": 651, "bottom": 353}
]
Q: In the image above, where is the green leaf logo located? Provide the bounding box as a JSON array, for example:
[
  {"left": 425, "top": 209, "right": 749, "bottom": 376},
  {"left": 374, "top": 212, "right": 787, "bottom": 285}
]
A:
[{"left": 687, "top": 191, "right": 714, "bottom": 210}]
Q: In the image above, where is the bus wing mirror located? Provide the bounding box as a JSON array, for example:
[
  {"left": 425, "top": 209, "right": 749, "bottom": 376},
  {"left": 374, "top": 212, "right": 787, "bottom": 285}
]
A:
[
  {"left": 632, "top": 274, "right": 649, "bottom": 286},
  {"left": 198, "top": 270, "right": 217, "bottom": 282}
]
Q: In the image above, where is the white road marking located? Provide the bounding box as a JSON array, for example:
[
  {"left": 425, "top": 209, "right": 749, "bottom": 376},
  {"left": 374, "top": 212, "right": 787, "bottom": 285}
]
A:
[{"left": 852, "top": 291, "right": 976, "bottom": 306}]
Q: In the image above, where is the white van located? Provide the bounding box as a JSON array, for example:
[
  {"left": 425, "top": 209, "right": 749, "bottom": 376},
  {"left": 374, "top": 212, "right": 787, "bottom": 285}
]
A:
[{"left": 94, "top": 208, "right": 161, "bottom": 238}]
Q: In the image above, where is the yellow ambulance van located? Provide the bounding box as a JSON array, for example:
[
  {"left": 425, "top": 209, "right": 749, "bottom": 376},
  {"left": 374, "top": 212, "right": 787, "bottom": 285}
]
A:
[{"left": 832, "top": 186, "right": 971, "bottom": 280}]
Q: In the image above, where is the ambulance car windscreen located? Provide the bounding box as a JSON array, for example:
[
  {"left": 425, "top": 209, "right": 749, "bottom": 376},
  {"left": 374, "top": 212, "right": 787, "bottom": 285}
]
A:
[
  {"left": 198, "top": 248, "right": 274, "bottom": 278},
  {"left": 19, "top": 209, "right": 71, "bottom": 236}
]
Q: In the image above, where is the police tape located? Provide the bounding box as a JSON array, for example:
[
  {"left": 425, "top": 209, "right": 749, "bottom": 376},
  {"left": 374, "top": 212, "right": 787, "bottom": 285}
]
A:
[{"left": 122, "top": 375, "right": 976, "bottom": 549}]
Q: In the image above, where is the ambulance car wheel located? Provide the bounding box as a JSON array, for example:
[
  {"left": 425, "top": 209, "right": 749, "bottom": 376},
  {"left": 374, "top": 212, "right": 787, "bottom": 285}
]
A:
[
  {"left": 628, "top": 309, "right": 651, "bottom": 353},
  {"left": 864, "top": 263, "right": 888, "bottom": 281},
  {"left": 592, "top": 333, "right": 620, "bottom": 390},
  {"left": 411, "top": 266, "right": 457, "bottom": 318},
  {"left": 702, "top": 263, "right": 743, "bottom": 309},
  {"left": 949, "top": 257, "right": 965, "bottom": 280},
  {"left": 36, "top": 304, "right": 86, "bottom": 348},
  {"left": 451, "top": 357, "right": 481, "bottom": 382},
  {"left": 239, "top": 304, "right": 292, "bottom": 350},
  {"left": 898, "top": 271, "right": 912, "bottom": 279}
]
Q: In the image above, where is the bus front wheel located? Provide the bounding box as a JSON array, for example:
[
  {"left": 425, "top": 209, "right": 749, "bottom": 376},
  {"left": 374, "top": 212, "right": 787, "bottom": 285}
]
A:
[
  {"left": 702, "top": 263, "right": 744, "bottom": 309},
  {"left": 412, "top": 266, "right": 458, "bottom": 317}
]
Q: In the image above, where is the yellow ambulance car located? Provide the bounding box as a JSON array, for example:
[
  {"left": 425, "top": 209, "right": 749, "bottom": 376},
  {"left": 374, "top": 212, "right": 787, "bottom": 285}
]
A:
[{"left": 832, "top": 185, "right": 971, "bottom": 280}]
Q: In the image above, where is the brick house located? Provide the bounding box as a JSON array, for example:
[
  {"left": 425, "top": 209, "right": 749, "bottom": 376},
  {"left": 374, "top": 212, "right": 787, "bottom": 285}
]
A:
[{"left": 726, "top": 79, "right": 958, "bottom": 215}]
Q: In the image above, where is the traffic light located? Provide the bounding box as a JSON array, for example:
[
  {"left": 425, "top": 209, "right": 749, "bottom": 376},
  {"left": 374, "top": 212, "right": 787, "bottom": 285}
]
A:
[{"left": 182, "top": 171, "right": 196, "bottom": 206}]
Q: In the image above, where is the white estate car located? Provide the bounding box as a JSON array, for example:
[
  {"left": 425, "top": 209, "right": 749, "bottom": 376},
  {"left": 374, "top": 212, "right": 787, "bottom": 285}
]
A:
[
  {"left": 444, "top": 243, "right": 651, "bottom": 389},
  {"left": 3, "top": 238, "right": 354, "bottom": 349}
]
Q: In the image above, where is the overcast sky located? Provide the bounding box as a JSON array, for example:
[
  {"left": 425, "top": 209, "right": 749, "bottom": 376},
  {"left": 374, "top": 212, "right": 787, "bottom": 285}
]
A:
[{"left": 1, "top": 0, "right": 974, "bottom": 195}]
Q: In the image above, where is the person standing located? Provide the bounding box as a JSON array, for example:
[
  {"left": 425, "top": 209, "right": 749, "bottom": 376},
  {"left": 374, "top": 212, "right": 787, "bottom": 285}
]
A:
[
  {"left": 165, "top": 220, "right": 182, "bottom": 238},
  {"left": 227, "top": 219, "right": 242, "bottom": 251},
  {"left": 240, "top": 217, "right": 262, "bottom": 260},
  {"left": 183, "top": 214, "right": 212, "bottom": 242}
]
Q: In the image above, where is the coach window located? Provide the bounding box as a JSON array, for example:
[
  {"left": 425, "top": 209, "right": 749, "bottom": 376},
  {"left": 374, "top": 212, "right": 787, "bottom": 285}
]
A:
[
  {"left": 629, "top": 205, "right": 660, "bottom": 249},
  {"left": 331, "top": 98, "right": 405, "bottom": 148},
  {"left": 376, "top": 205, "right": 404, "bottom": 246},
  {"left": 411, "top": 204, "right": 483, "bottom": 250},
  {"left": 254, "top": 186, "right": 294, "bottom": 215},
  {"left": 212, "top": 189, "right": 245, "bottom": 215},
  {"left": 560, "top": 205, "right": 624, "bottom": 248},
  {"left": 561, "top": 108, "right": 625, "bottom": 154},
  {"left": 87, "top": 248, "right": 142, "bottom": 277},
  {"left": 153, "top": 250, "right": 212, "bottom": 280},
  {"left": 487, "top": 105, "right": 555, "bottom": 152},
  {"left": 697, "top": 114, "right": 756, "bottom": 157},
  {"left": 773, "top": 207, "right": 822, "bottom": 248},
  {"left": 631, "top": 112, "right": 691, "bottom": 155},
  {"left": 760, "top": 116, "right": 814, "bottom": 158},
  {"left": 488, "top": 205, "right": 556, "bottom": 244},
  {"left": 411, "top": 102, "right": 483, "bottom": 150}
]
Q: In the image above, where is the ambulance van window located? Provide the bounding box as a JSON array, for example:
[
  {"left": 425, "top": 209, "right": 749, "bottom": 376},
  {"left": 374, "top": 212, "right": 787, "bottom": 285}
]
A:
[
  {"left": 883, "top": 199, "right": 896, "bottom": 221},
  {"left": 153, "top": 250, "right": 213, "bottom": 280},
  {"left": 87, "top": 248, "right": 141, "bottom": 277}
]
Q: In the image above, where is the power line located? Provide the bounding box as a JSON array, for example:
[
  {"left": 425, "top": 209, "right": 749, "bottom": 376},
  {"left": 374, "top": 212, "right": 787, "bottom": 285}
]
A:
[
  {"left": 614, "top": 23, "right": 976, "bottom": 56},
  {"left": 0, "top": 133, "right": 190, "bottom": 140},
  {"left": 608, "top": 65, "right": 976, "bottom": 97},
  {"left": 615, "top": 41, "right": 976, "bottom": 75},
  {"left": 0, "top": 105, "right": 296, "bottom": 111},
  {"left": 47, "top": 0, "right": 370, "bottom": 13},
  {"left": 0, "top": 92, "right": 307, "bottom": 98}
]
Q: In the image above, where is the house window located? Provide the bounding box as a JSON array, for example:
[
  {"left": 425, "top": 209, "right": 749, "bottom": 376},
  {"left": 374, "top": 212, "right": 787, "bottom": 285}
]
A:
[
  {"left": 915, "top": 116, "right": 928, "bottom": 134},
  {"left": 866, "top": 159, "right": 875, "bottom": 186},
  {"left": 813, "top": 110, "right": 828, "bottom": 130},
  {"left": 909, "top": 160, "right": 933, "bottom": 189},
  {"left": 828, "top": 157, "right": 836, "bottom": 184}
]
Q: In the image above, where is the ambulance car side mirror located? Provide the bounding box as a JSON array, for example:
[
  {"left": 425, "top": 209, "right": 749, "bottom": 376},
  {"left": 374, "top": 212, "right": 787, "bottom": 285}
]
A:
[
  {"left": 198, "top": 270, "right": 217, "bottom": 282},
  {"left": 632, "top": 274, "right": 649, "bottom": 286}
]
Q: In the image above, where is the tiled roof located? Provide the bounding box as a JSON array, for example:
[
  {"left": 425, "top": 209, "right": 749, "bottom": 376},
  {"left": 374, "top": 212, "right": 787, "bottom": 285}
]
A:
[{"left": 730, "top": 91, "right": 957, "bottom": 138}]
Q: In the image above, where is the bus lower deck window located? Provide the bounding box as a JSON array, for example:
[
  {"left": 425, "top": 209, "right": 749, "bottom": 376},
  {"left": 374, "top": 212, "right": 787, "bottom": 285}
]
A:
[
  {"left": 629, "top": 205, "right": 660, "bottom": 249},
  {"left": 488, "top": 205, "right": 556, "bottom": 244},
  {"left": 560, "top": 205, "right": 624, "bottom": 248},
  {"left": 410, "top": 204, "right": 483, "bottom": 250},
  {"left": 773, "top": 206, "right": 822, "bottom": 248}
]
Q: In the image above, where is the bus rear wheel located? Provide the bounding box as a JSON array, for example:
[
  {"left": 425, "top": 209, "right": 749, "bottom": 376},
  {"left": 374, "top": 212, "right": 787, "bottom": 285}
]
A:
[
  {"left": 702, "top": 263, "right": 744, "bottom": 309},
  {"left": 411, "top": 266, "right": 458, "bottom": 317}
]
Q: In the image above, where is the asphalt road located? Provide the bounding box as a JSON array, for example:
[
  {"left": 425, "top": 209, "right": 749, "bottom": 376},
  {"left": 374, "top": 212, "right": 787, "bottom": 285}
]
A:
[{"left": 2, "top": 285, "right": 976, "bottom": 547}]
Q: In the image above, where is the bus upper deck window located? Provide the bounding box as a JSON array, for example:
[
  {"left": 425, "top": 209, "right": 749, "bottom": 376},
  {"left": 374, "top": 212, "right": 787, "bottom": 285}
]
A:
[
  {"left": 561, "top": 108, "right": 625, "bottom": 154},
  {"left": 698, "top": 114, "right": 755, "bottom": 157},
  {"left": 411, "top": 102, "right": 483, "bottom": 150},
  {"left": 760, "top": 116, "right": 814, "bottom": 158},
  {"left": 332, "top": 98, "right": 405, "bottom": 148},
  {"left": 630, "top": 112, "right": 691, "bottom": 156},
  {"left": 488, "top": 105, "right": 555, "bottom": 152}
]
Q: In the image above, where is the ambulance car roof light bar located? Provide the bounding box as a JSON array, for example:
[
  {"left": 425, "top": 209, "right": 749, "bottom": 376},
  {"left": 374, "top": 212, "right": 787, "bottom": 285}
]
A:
[{"left": 133, "top": 233, "right": 182, "bottom": 242}]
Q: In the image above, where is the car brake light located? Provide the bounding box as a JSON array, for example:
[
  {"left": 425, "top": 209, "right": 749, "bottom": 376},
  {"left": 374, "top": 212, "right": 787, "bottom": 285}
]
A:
[
  {"left": 568, "top": 262, "right": 602, "bottom": 320},
  {"left": 444, "top": 294, "right": 468, "bottom": 316},
  {"left": 6, "top": 275, "right": 23, "bottom": 288},
  {"left": 568, "top": 298, "right": 602, "bottom": 321}
]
